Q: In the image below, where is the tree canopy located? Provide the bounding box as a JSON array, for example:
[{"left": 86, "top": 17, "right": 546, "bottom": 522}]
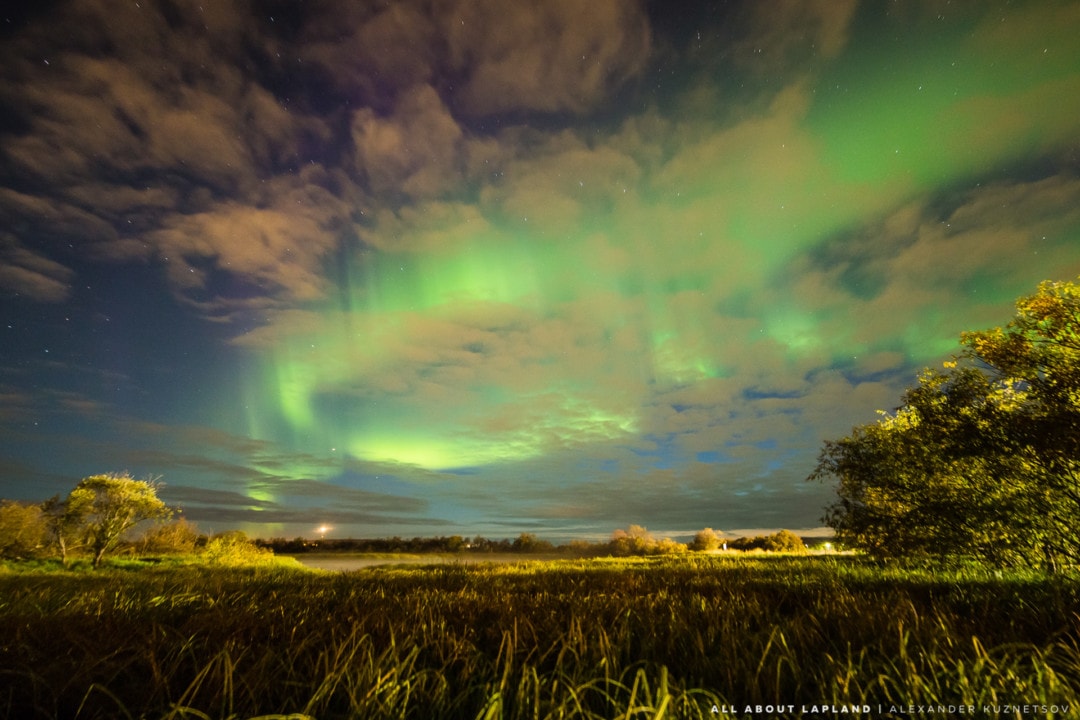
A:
[
  {"left": 0, "top": 500, "right": 49, "bottom": 559},
  {"left": 810, "top": 278, "right": 1080, "bottom": 569},
  {"left": 0, "top": 473, "right": 175, "bottom": 566},
  {"left": 69, "top": 473, "right": 172, "bottom": 567}
]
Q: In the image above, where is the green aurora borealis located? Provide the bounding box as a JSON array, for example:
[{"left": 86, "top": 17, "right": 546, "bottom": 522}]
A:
[{"left": 2, "top": 1, "right": 1080, "bottom": 539}]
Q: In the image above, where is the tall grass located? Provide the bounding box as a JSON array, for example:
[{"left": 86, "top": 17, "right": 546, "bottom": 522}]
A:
[{"left": 0, "top": 556, "right": 1077, "bottom": 718}]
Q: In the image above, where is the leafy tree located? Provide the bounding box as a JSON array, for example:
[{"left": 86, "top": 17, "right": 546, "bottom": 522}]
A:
[
  {"left": 962, "top": 279, "right": 1080, "bottom": 568},
  {"left": 763, "top": 529, "right": 806, "bottom": 553},
  {"left": 728, "top": 535, "right": 765, "bottom": 551},
  {"left": 608, "top": 525, "right": 655, "bottom": 556},
  {"left": 689, "top": 527, "right": 723, "bottom": 552},
  {"left": 653, "top": 537, "right": 688, "bottom": 555},
  {"left": 41, "top": 493, "right": 89, "bottom": 564},
  {"left": 726, "top": 531, "right": 803, "bottom": 552},
  {"left": 810, "top": 278, "right": 1080, "bottom": 569},
  {"left": 68, "top": 473, "right": 172, "bottom": 568},
  {"left": 564, "top": 539, "right": 598, "bottom": 556},
  {"left": 511, "top": 532, "right": 554, "bottom": 553},
  {"left": 0, "top": 500, "right": 50, "bottom": 559},
  {"left": 608, "top": 525, "right": 686, "bottom": 556},
  {"left": 136, "top": 517, "right": 201, "bottom": 555}
]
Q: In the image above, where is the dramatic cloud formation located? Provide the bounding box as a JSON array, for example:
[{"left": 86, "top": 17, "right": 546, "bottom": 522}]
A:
[{"left": 1, "top": 0, "right": 1078, "bottom": 541}]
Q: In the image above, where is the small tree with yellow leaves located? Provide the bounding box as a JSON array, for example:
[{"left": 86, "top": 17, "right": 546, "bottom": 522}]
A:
[{"left": 67, "top": 473, "right": 172, "bottom": 568}]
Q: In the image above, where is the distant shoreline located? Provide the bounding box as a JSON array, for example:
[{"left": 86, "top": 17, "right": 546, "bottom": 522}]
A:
[{"left": 288, "top": 552, "right": 568, "bottom": 571}]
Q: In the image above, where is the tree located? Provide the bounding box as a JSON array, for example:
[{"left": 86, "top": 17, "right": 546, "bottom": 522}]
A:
[
  {"left": 68, "top": 473, "right": 172, "bottom": 568},
  {"left": 962, "top": 278, "right": 1080, "bottom": 569},
  {"left": 608, "top": 525, "right": 686, "bottom": 556},
  {"left": 511, "top": 532, "right": 554, "bottom": 553},
  {"left": 729, "top": 535, "right": 765, "bottom": 551},
  {"left": 763, "top": 530, "right": 806, "bottom": 553},
  {"left": 0, "top": 500, "right": 50, "bottom": 559},
  {"left": 608, "top": 525, "right": 655, "bottom": 556},
  {"left": 689, "top": 527, "right": 723, "bottom": 552},
  {"left": 726, "top": 531, "right": 804, "bottom": 552},
  {"left": 810, "top": 278, "right": 1080, "bottom": 569},
  {"left": 42, "top": 493, "right": 89, "bottom": 565},
  {"left": 136, "top": 517, "right": 201, "bottom": 555}
]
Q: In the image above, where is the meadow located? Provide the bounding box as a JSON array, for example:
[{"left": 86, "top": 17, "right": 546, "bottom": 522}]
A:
[{"left": 0, "top": 554, "right": 1077, "bottom": 719}]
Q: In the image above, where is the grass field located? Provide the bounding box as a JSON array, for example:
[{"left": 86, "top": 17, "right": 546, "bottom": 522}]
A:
[{"left": 0, "top": 555, "right": 1077, "bottom": 719}]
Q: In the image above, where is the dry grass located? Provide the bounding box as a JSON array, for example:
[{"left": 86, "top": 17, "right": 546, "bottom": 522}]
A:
[{"left": 0, "top": 555, "right": 1077, "bottom": 718}]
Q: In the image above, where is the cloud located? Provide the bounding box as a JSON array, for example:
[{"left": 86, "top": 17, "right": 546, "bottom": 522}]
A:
[
  {"left": 0, "top": 0, "right": 333, "bottom": 311},
  {"left": 150, "top": 197, "right": 339, "bottom": 311},
  {"left": 300, "top": 3, "right": 439, "bottom": 103},
  {"left": 480, "top": 133, "right": 643, "bottom": 235},
  {"left": 359, "top": 201, "right": 493, "bottom": 254},
  {"left": 442, "top": 0, "right": 652, "bottom": 116},
  {"left": 0, "top": 188, "right": 119, "bottom": 245},
  {"left": 0, "top": 233, "right": 74, "bottom": 302},
  {"left": 351, "top": 84, "right": 465, "bottom": 199},
  {"left": 113, "top": 419, "right": 281, "bottom": 459},
  {"left": 793, "top": 172, "right": 1080, "bottom": 362},
  {"left": 0, "top": 388, "right": 37, "bottom": 424},
  {"left": 735, "top": 0, "right": 859, "bottom": 68},
  {"left": 302, "top": 0, "right": 650, "bottom": 118},
  {"left": 165, "top": 478, "right": 425, "bottom": 515},
  {"left": 1, "top": 0, "right": 650, "bottom": 317},
  {"left": 3, "top": 53, "right": 258, "bottom": 196},
  {"left": 160, "top": 483, "right": 436, "bottom": 530},
  {"left": 247, "top": 478, "right": 427, "bottom": 514}
]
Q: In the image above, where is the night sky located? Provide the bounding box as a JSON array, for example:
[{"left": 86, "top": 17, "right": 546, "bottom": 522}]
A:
[{"left": 2, "top": 1, "right": 1079, "bottom": 542}]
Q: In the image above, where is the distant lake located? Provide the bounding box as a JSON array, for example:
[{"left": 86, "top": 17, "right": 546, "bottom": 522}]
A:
[{"left": 288, "top": 553, "right": 563, "bottom": 571}]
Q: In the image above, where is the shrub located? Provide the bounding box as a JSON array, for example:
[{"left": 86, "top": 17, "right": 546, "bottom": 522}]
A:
[
  {"left": 728, "top": 530, "right": 807, "bottom": 553},
  {"left": 203, "top": 531, "right": 275, "bottom": 566},
  {"left": 608, "top": 525, "right": 686, "bottom": 556},
  {"left": 511, "top": 532, "right": 555, "bottom": 553},
  {"left": 0, "top": 500, "right": 50, "bottom": 559},
  {"left": 136, "top": 517, "right": 201, "bottom": 555},
  {"left": 689, "top": 527, "right": 723, "bottom": 552},
  {"left": 764, "top": 529, "right": 807, "bottom": 553},
  {"left": 729, "top": 535, "right": 766, "bottom": 551}
]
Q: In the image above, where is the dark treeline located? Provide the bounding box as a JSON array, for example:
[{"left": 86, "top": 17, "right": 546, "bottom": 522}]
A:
[
  {"left": 257, "top": 533, "right": 561, "bottom": 555},
  {"left": 256, "top": 528, "right": 814, "bottom": 556}
]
